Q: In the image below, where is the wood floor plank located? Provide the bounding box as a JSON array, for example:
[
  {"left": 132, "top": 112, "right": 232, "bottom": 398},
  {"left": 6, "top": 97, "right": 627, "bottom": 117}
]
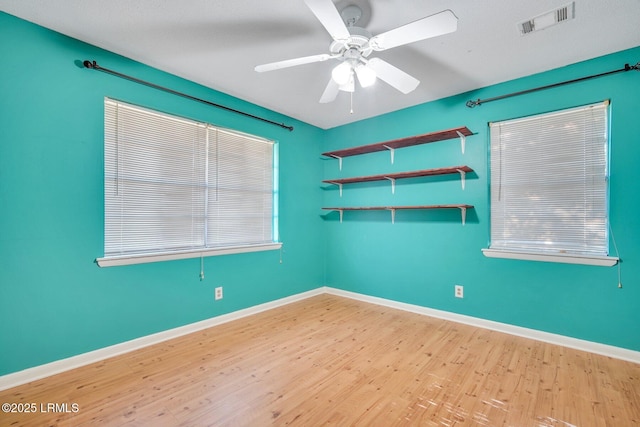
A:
[{"left": 1, "top": 294, "right": 639, "bottom": 426}]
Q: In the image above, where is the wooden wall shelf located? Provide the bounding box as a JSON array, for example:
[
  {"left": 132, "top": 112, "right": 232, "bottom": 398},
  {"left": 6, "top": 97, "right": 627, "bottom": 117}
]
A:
[
  {"left": 322, "top": 126, "right": 473, "bottom": 169},
  {"left": 322, "top": 127, "right": 475, "bottom": 226},
  {"left": 324, "top": 165, "right": 473, "bottom": 195},
  {"left": 322, "top": 204, "right": 473, "bottom": 225}
]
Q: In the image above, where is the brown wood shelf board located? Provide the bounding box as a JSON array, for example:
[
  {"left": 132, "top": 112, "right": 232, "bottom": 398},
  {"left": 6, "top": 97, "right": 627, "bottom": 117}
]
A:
[
  {"left": 323, "top": 166, "right": 472, "bottom": 185},
  {"left": 322, "top": 127, "right": 473, "bottom": 159}
]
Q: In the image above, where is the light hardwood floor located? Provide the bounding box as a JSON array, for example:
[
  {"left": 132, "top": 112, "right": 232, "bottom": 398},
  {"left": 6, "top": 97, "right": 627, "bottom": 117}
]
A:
[{"left": 1, "top": 294, "right": 639, "bottom": 426}]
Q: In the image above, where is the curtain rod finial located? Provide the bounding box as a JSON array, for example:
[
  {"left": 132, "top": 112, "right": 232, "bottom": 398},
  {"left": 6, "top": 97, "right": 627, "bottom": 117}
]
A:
[{"left": 83, "top": 60, "right": 98, "bottom": 69}]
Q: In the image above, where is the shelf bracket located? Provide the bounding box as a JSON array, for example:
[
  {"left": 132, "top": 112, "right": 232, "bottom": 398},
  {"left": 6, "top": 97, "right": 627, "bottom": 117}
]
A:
[
  {"left": 456, "top": 169, "right": 466, "bottom": 190},
  {"left": 327, "top": 181, "right": 343, "bottom": 197},
  {"left": 456, "top": 131, "right": 466, "bottom": 154},
  {"left": 338, "top": 209, "right": 344, "bottom": 223},
  {"left": 385, "top": 177, "right": 396, "bottom": 194},
  {"left": 389, "top": 208, "right": 396, "bottom": 224},
  {"left": 459, "top": 206, "right": 467, "bottom": 226},
  {"left": 330, "top": 155, "right": 343, "bottom": 170},
  {"left": 382, "top": 145, "right": 395, "bottom": 164}
]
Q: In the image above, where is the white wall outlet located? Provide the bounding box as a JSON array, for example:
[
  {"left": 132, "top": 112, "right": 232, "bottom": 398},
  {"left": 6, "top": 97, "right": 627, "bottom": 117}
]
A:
[
  {"left": 455, "top": 285, "right": 464, "bottom": 298},
  {"left": 215, "top": 286, "right": 223, "bottom": 301}
]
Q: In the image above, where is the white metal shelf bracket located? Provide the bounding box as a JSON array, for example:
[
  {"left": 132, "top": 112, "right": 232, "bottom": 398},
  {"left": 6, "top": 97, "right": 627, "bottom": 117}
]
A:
[
  {"left": 459, "top": 207, "right": 467, "bottom": 226},
  {"left": 383, "top": 145, "right": 395, "bottom": 164},
  {"left": 338, "top": 209, "right": 344, "bottom": 223},
  {"left": 330, "top": 155, "right": 343, "bottom": 170},
  {"left": 327, "top": 182, "right": 344, "bottom": 197},
  {"left": 389, "top": 208, "right": 396, "bottom": 224},
  {"left": 385, "top": 177, "right": 396, "bottom": 194},
  {"left": 456, "top": 169, "right": 466, "bottom": 190},
  {"left": 456, "top": 131, "right": 466, "bottom": 154}
]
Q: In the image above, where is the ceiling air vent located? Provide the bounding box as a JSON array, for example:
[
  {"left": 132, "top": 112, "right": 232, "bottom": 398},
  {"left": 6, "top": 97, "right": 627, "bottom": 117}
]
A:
[
  {"left": 521, "top": 20, "right": 535, "bottom": 34},
  {"left": 518, "top": 2, "right": 575, "bottom": 35}
]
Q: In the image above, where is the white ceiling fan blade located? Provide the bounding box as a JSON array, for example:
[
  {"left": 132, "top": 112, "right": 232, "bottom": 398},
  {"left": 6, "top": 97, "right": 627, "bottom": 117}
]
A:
[
  {"left": 304, "top": 0, "right": 351, "bottom": 42},
  {"left": 366, "top": 58, "right": 419, "bottom": 94},
  {"left": 255, "top": 53, "right": 333, "bottom": 72},
  {"left": 319, "top": 78, "right": 340, "bottom": 103},
  {"left": 369, "top": 10, "right": 458, "bottom": 51}
]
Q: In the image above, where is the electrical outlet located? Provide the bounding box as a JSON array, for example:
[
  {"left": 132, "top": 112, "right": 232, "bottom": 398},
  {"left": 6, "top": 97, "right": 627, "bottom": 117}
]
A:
[
  {"left": 455, "top": 285, "right": 464, "bottom": 298},
  {"left": 215, "top": 286, "right": 223, "bottom": 301}
]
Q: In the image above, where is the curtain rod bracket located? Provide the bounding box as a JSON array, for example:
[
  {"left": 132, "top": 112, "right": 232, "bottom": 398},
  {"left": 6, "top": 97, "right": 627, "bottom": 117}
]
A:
[
  {"left": 82, "top": 60, "right": 294, "bottom": 131},
  {"left": 625, "top": 62, "right": 640, "bottom": 71},
  {"left": 466, "top": 99, "right": 480, "bottom": 108}
]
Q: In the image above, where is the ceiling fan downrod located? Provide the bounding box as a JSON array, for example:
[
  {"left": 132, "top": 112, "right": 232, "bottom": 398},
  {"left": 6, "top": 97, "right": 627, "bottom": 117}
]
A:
[{"left": 341, "top": 5, "right": 363, "bottom": 27}]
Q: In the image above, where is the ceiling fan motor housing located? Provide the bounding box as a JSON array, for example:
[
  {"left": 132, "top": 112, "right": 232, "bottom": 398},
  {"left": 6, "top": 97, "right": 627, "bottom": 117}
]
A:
[{"left": 330, "top": 26, "right": 373, "bottom": 58}]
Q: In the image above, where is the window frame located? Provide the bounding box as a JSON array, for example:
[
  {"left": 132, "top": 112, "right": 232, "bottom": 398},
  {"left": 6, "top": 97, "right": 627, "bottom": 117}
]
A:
[
  {"left": 96, "top": 98, "right": 281, "bottom": 267},
  {"left": 482, "top": 101, "right": 618, "bottom": 266}
]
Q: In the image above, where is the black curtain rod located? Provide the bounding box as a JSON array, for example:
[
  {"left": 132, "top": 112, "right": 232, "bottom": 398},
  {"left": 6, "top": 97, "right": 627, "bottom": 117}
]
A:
[
  {"left": 466, "top": 61, "right": 639, "bottom": 108},
  {"left": 83, "top": 60, "right": 294, "bottom": 131}
]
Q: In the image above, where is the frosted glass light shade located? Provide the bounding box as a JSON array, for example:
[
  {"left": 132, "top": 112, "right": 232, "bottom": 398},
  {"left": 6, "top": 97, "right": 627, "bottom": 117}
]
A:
[{"left": 355, "top": 64, "right": 376, "bottom": 87}]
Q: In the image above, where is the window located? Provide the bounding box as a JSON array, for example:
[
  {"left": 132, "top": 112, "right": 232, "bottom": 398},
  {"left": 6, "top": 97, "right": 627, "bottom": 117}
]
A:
[
  {"left": 97, "top": 99, "right": 280, "bottom": 267},
  {"left": 482, "top": 101, "right": 617, "bottom": 266}
]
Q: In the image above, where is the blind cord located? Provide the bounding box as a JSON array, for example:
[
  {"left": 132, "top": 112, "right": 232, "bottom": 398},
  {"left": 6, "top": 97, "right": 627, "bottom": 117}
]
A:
[
  {"left": 200, "top": 255, "right": 205, "bottom": 281},
  {"left": 610, "top": 223, "right": 621, "bottom": 288}
]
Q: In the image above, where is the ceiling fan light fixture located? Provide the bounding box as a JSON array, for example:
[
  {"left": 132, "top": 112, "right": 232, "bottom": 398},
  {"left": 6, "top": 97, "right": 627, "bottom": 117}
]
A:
[
  {"left": 355, "top": 63, "right": 376, "bottom": 87},
  {"left": 331, "top": 61, "right": 352, "bottom": 86},
  {"left": 339, "top": 75, "right": 355, "bottom": 93},
  {"left": 256, "top": 0, "right": 459, "bottom": 104}
]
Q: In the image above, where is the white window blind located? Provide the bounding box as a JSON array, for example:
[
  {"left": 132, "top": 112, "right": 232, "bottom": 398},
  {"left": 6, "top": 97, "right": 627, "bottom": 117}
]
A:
[
  {"left": 208, "top": 129, "right": 275, "bottom": 247},
  {"left": 98, "top": 98, "right": 278, "bottom": 266},
  {"left": 486, "top": 101, "right": 612, "bottom": 264}
]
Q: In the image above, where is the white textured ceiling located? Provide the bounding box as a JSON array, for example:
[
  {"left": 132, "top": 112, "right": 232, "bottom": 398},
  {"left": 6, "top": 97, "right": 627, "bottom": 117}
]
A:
[{"left": 1, "top": 0, "right": 639, "bottom": 129}]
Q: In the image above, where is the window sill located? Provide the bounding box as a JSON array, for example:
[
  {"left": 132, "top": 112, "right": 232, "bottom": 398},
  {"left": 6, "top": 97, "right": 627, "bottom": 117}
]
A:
[
  {"left": 481, "top": 248, "right": 618, "bottom": 266},
  {"left": 96, "top": 243, "right": 282, "bottom": 267}
]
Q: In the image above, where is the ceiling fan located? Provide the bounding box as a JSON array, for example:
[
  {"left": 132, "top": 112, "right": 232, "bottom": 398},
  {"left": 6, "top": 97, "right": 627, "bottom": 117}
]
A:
[{"left": 255, "top": 0, "right": 458, "bottom": 103}]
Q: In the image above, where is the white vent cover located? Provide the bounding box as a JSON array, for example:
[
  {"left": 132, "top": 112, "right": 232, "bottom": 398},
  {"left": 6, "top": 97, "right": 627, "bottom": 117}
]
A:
[{"left": 519, "top": 2, "right": 575, "bottom": 35}]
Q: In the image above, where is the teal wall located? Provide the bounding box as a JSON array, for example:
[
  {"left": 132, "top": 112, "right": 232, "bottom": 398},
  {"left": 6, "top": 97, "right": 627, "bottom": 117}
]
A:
[
  {"left": 323, "top": 45, "right": 640, "bottom": 352},
  {"left": 0, "top": 12, "right": 325, "bottom": 375},
  {"left": 1, "top": 11, "right": 638, "bottom": 377}
]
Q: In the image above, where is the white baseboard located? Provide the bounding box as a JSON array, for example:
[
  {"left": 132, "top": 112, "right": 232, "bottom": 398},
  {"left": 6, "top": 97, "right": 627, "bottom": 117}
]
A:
[
  {"left": 2, "top": 286, "right": 638, "bottom": 392},
  {"left": 0, "top": 287, "right": 324, "bottom": 392},
  {"left": 325, "top": 287, "right": 640, "bottom": 364}
]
